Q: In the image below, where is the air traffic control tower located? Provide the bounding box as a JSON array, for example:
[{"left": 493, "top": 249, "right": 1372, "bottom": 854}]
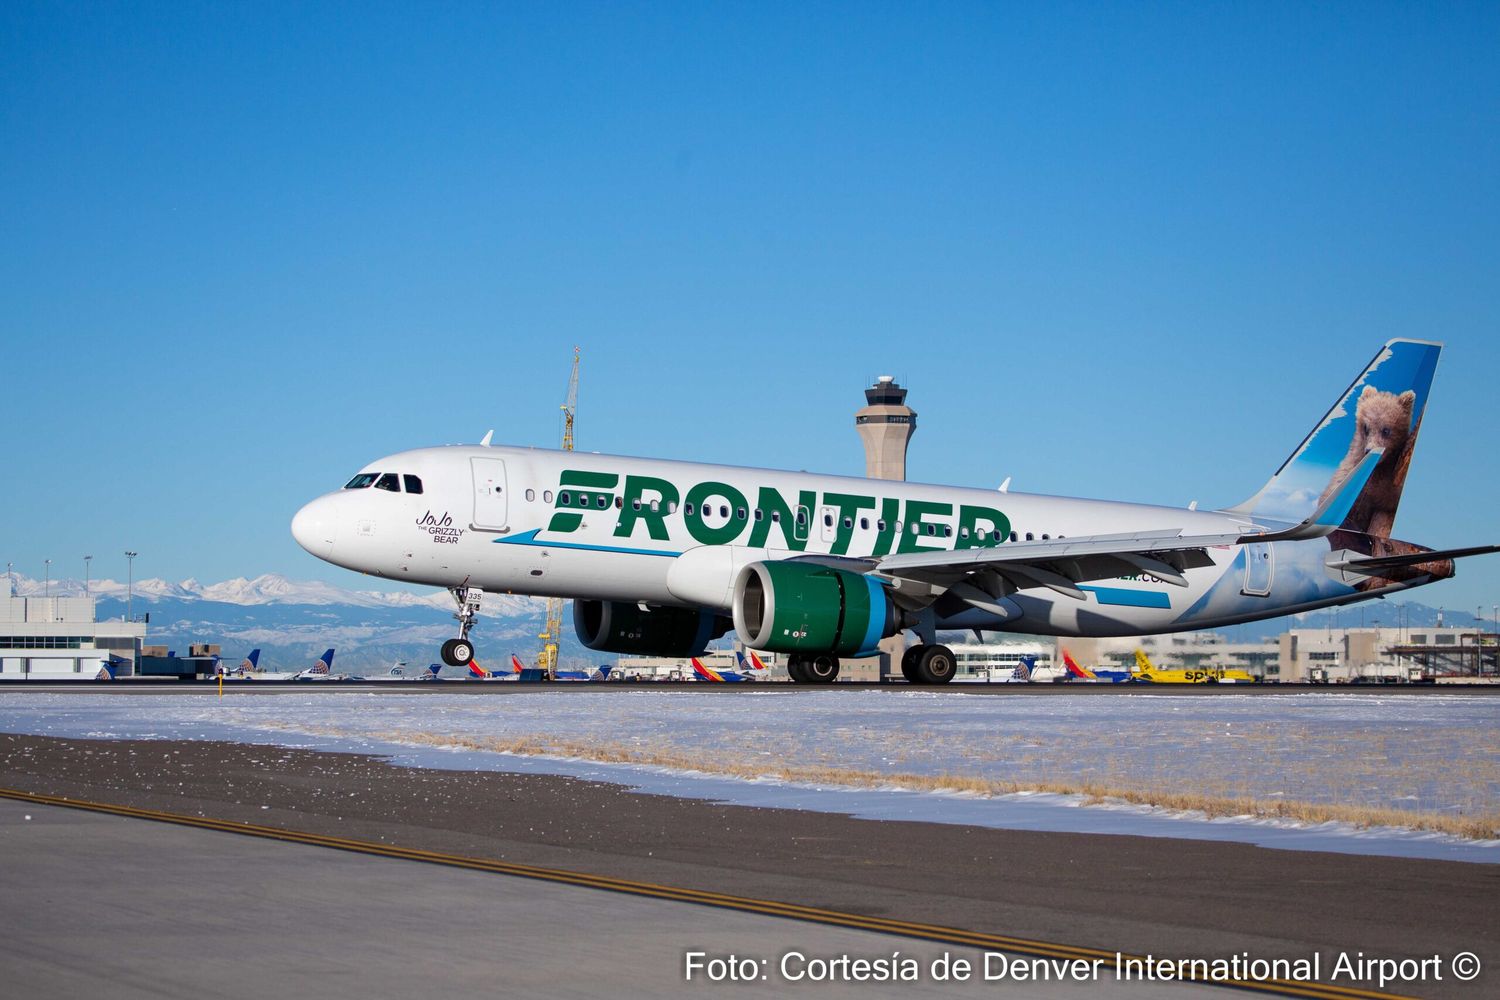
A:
[
  {"left": 856, "top": 376, "right": 916, "bottom": 683},
  {"left": 855, "top": 376, "right": 916, "bottom": 481}
]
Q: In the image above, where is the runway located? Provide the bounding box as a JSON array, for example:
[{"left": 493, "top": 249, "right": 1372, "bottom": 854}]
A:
[{"left": 2, "top": 734, "right": 1493, "bottom": 999}]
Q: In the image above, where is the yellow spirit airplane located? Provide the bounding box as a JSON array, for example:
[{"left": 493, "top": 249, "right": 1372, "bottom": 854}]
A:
[
  {"left": 292, "top": 340, "right": 1496, "bottom": 684},
  {"left": 1131, "top": 649, "right": 1259, "bottom": 684}
]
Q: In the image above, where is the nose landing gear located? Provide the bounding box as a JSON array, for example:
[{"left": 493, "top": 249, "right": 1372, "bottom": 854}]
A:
[{"left": 441, "top": 584, "right": 484, "bottom": 666}]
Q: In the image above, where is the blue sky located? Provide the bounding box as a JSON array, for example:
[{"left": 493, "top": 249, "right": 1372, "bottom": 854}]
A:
[{"left": 3, "top": 3, "right": 1497, "bottom": 611}]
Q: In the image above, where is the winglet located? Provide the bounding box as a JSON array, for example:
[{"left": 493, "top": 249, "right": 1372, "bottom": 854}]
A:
[{"left": 480, "top": 430, "right": 494, "bottom": 447}]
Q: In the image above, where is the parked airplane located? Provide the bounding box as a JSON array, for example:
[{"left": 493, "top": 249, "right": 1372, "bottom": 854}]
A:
[
  {"left": 292, "top": 340, "right": 1497, "bottom": 685},
  {"left": 1061, "top": 649, "right": 1133, "bottom": 683},
  {"left": 735, "top": 650, "right": 773, "bottom": 676},
  {"left": 1011, "top": 654, "right": 1066, "bottom": 683},
  {"left": 1130, "top": 649, "right": 1258, "bottom": 684},
  {"left": 690, "top": 656, "right": 753, "bottom": 682},
  {"left": 291, "top": 648, "right": 342, "bottom": 681},
  {"left": 362, "top": 661, "right": 444, "bottom": 681}
]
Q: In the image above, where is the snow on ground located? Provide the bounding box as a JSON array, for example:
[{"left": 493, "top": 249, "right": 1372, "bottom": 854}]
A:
[{"left": 2, "top": 690, "right": 1497, "bottom": 863}]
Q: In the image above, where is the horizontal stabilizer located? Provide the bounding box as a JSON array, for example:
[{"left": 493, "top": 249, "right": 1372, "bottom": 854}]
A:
[{"left": 1329, "top": 544, "right": 1500, "bottom": 574}]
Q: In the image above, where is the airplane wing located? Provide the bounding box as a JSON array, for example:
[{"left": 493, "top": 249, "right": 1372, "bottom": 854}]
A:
[{"left": 864, "top": 452, "right": 1393, "bottom": 613}]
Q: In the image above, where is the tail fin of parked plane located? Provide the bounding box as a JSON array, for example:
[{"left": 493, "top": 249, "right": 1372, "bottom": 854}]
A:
[
  {"left": 1061, "top": 650, "right": 1095, "bottom": 679},
  {"left": 426, "top": 663, "right": 443, "bottom": 679},
  {"left": 510, "top": 654, "right": 525, "bottom": 674},
  {"left": 469, "top": 659, "right": 493, "bottom": 678},
  {"left": 240, "top": 649, "right": 261, "bottom": 673},
  {"left": 691, "top": 657, "right": 725, "bottom": 682},
  {"left": 308, "top": 648, "right": 335, "bottom": 675},
  {"left": 1132, "top": 650, "right": 1154, "bottom": 676},
  {"left": 1014, "top": 655, "right": 1034, "bottom": 681},
  {"left": 1227, "top": 339, "right": 1440, "bottom": 539}
]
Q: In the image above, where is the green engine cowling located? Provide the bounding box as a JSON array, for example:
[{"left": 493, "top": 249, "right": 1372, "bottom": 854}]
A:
[
  {"left": 731, "top": 561, "right": 897, "bottom": 656},
  {"left": 573, "top": 600, "right": 730, "bottom": 657}
]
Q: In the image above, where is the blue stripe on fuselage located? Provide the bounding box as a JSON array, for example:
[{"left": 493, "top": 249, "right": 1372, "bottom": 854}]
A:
[
  {"left": 1078, "top": 585, "right": 1171, "bottom": 609},
  {"left": 493, "top": 529, "right": 682, "bottom": 557}
]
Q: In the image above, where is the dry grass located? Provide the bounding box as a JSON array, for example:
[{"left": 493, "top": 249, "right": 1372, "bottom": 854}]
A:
[{"left": 366, "top": 728, "right": 1500, "bottom": 842}]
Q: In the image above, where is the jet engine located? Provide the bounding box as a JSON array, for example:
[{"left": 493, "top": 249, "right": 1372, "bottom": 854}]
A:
[
  {"left": 731, "top": 561, "right": 898, "bottom": 656},
  {"left": 573, "top": 600, "right": 729, "bottom": 657}
]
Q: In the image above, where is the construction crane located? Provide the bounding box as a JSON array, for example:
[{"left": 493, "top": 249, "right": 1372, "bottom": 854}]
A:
[{"left": 537, "top": 346, "right": 580, "bottom": 679}]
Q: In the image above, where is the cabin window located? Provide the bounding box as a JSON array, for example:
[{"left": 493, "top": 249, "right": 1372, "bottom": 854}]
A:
[
  {"left": 961, "top": 527, "right": 971, "bottom": 538},
  {"left": 560, "top": 491, "right": 571, "bottom": 506},
  {"left": 771, "top": 510, "right": 780, "bottom": 523},
  {"left": 543, "top": 490, "right": 553, "bottom": 503},
  {"left": 736, "top": 507, "right": 747, "bottom": 520},
  {"left": 1025, "top": 532, "right": 1034, "bottom": 541},
  {"left": 859, "top": 517, "right": 869, "bottom": 530},
  {"left": 615, "top": 496, "right": 624, "bottom": 509},
  {"left": 375, "top": 473, "right": 401, "bottom": 492},
  {"left": 649, "top": 499, "right": 660, "bottom": 513},
  {"left": 824, "top": 513, "right": 834, "bottom": 528},
  {"left": 344, "top": 473, "right": 378, "bottom": 490},
  {"left": 597, "top": 495, "right": 608, "bottom": 508},
  {"left": 525, "top": 489, "right": 535, "bottom": 502},
  {"left": 842, "top": 517, "right": 853, "bottom": 530},
  {"left": 877, "top": 519, "right": 886, "bottom": 532},
  {"left": 943, "top": 525, "right": 953, "bottom": 537},
  {"left": 668, "top": 501, "right": 677, "bottom": 514},
  {"left": 796, "top": 510, "right": 807, "bottom": 526},
  {"left": 684, "top": 503, "right": 694, "bottom": 517},
  {"left": 1010, "top": 531, "right": 1018, "bottom": 542},
  {"left": 631, "top": 498, "right": 642, "bottom": 511},
  {"left": 1042, "top": 533, "right": 1050, "bottom": 540},
  {"left": 753, "top": 508, "right": 764, "bottom": 521},
  {"left": 719, "top": 505, "right": 729, "bottom": 519}
]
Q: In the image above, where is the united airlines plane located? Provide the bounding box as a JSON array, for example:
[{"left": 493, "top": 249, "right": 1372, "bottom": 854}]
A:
[{"left": 292, "top": 341, "right": 1496, "bottom": 684}]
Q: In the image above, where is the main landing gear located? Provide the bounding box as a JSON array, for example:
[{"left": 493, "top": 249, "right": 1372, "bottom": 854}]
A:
[
  {"left": 786, "top": 653, "right": 840, "bottom": 684},
  {"left": 441, "top": 584, "right": 484, "bottom": 666},
  {"left": 900, "top": 644, "right": 957, "bottom": 685}
]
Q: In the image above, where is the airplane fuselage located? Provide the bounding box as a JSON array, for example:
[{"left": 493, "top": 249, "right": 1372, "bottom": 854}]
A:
[{"left": 292, "top": 444, "right": 1438, "bottom": 640}]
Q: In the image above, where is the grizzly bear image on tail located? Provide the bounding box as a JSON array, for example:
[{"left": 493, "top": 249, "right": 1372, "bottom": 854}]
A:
[
  {"left": 1317, "top": 384, "right": 1417, "bottom": 540},
  {"left": 1318, "top": 385, "right": 1452, "bottom": 590}
]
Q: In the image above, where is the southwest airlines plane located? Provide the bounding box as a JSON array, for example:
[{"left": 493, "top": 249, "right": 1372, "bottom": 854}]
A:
[{"left": 292, "top": 341, "right": 1495, "bottom": 684}]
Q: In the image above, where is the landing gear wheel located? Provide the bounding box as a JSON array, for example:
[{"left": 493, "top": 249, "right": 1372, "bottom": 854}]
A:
[
  {"left": 786, "top": 657, "right": 810, "bottom": 684},
  {"left": 804, "top": 654, "right": 840, "bottom": 684},
  {"left": 915, "top": 644, "right": 957, "bottom": 685},
  {"left": 441, "top": 638, "right": 474, "bottom": 667},
  {"left": 900, "top": 645, "right": 922, "bottom": 683}
]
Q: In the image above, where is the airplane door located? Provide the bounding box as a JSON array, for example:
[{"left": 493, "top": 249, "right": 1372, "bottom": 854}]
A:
[
  {"left": 1241, "top": 541, "right": 1273, "bottom": 596},
  {"left": 793, "top": 505, "right": 810, "bottom": 543},
  {"left": 471, "top": 457, "right": 509, "bottom": 530}
]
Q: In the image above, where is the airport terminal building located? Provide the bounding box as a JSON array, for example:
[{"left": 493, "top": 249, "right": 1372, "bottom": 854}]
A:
[{"left": 0, "top": 597, "right": 146, "bottom": 679}]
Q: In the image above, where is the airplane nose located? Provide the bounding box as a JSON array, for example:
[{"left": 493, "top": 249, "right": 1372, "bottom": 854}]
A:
[{"left": 291, "top": 496, "right": 339, "bottom": 559}]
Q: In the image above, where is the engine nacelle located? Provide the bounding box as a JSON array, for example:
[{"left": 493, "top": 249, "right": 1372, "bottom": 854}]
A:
[
  {"left": 573, "top": 600, "right": 729, "bottom": 657},
  {"left": 732, "top": 561, "right": 898, "bottom": 656}
]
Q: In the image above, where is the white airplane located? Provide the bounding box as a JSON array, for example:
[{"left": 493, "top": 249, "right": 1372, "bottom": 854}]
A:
[{"left": 292, "top": 340, "right": 1497, "bottom": 685}]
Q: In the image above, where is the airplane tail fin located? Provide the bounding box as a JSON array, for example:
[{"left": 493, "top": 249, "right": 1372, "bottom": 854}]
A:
[
  {"left": 469, "top": 659, "right": 491, "bottom": 678},
  {"left": 241, "top": 649, "right": 261, "bottom": 672},
  {"left": 510, "top": 654, "right": 525, "bottom": 674},
  {"left": 1226, "top": 339, "right": 1440, "bottom": 540},
  {"left": 427, "top": 663, "right": 443, "bottom": 678},
  {"left": 307, "top": 648, "right": 335, "bottom": 675},
  {"left": 1132, "top": 650, "right": 1152, "bottom": 675},
  {"left": 1014, "top": 655, "right": 1033, "bottom": 681},
  {"left": 690, "top": 657, "right": 723, "bottom": 682},
  {"left": 1061, "top": 650, "right": 1094, "bottom": 679}
]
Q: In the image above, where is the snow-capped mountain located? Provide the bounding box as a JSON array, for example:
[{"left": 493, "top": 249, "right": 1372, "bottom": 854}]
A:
[
  {"left": 5, "top": 572, "right": 558, "bottom": 672},
  {"left": 6, "top": 571, "right": 539, "bottom": 618}
]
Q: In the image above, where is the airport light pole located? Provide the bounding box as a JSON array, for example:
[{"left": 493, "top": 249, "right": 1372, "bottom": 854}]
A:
[
  {"left": 44, "top": 559, "right": 51, "bottom": 598},
  {"left": 4, "top": 562, "right": 10, "bottom": 598},
  {"left": 85, "top": 555, "right": 92, "bottom": 597},
  {"left": 125, "top": 551, "right": 137, "bottom": 622}
]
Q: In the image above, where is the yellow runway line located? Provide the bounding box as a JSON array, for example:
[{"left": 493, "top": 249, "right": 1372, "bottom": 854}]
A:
[{"left": 0, "top": 786, "right": 1416, "bottom": 1000}]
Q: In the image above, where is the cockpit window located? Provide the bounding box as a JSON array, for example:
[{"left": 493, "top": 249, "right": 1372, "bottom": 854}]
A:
[
  {"left": 403, "top": 475, "right": 423, "bottom": 495},
  {"left": 374, "top": 473, "right": 401, "bottom": 492},
  {"left": 345, "top": 473, "right": 378, "bottom": 490}
]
